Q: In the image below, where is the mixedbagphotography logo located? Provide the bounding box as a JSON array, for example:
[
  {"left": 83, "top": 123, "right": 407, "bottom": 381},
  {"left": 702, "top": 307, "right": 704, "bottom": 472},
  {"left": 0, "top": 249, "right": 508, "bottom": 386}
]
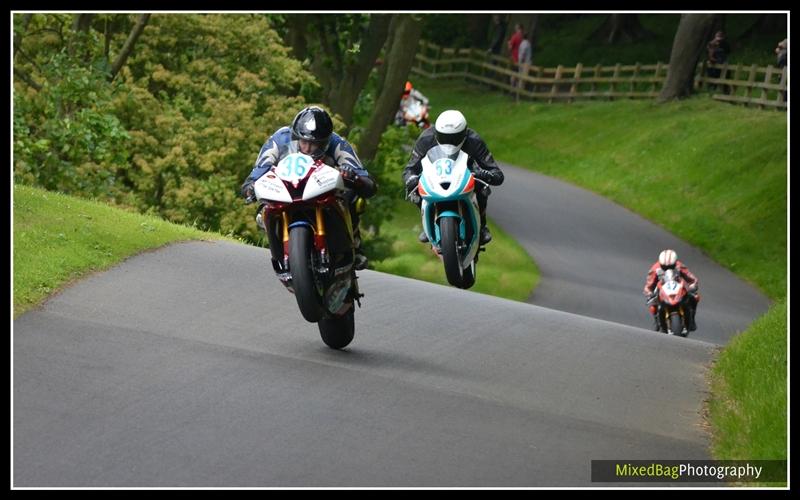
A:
[{"left": 591, "top": 460, "right": 787, "bottom": 483}]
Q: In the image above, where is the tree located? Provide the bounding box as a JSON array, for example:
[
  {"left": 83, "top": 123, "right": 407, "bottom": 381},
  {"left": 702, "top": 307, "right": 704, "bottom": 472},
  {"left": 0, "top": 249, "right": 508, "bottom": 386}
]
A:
[
  {"left": 285, "top": 14, "right": 392, "bottom": 127},
  {"left": 357, "top": 15, "right": 423, "bottom": 162},
  {"left": 659, "top": 14, "right": 717, "bottom": 102},
  {"left": 108, "top": 14, "right": 150, "bottom": 81},
  {"left": 588, "top": 14, "right": 654, "bottom": 44}
]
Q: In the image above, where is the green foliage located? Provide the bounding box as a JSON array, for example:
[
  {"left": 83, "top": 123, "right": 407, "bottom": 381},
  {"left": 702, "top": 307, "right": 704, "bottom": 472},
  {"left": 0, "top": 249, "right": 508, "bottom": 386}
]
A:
[
  {"left": 14, "top": 14, "right": 320, "bottom": 245},
  {"left": 14, "top": 40, "right": 131, "bottom": 198}
]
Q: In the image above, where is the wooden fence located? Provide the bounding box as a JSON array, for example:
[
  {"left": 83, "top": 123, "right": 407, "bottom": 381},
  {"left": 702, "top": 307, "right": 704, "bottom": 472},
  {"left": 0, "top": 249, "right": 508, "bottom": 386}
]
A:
[{"left": 411, "top": 41, "right": 787, "bottom": 110}]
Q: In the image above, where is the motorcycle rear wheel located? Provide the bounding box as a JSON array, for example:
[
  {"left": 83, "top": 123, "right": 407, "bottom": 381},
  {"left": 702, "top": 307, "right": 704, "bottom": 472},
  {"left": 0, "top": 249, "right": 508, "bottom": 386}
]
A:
[{"left": 318, "top": 309, "right": 355, "bottom": 349}]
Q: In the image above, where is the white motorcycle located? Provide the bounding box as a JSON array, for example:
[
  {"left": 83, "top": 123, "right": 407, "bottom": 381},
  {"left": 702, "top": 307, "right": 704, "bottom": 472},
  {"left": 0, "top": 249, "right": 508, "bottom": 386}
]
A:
[
  {"left": 252, "top": 152, "right": 362, "bottom": 349},
  {"left": 408, "top": 144, "right": 486, "bottom": 289}
]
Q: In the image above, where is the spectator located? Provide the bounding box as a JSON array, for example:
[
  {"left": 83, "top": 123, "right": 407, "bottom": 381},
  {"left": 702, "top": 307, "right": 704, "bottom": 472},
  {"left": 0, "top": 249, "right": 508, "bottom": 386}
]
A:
[
  {"left": 516, "top": 31, "right": 533, "bottom": 97},
  {"left": 706, "top": 31, "right": 731, "bottom": 94},
  {"left": 507, "top": 23, "right": 524, "bottom": 88},
  {"left": 487, "top": 14, "right": 507, "bottom": 56},
  {"left": 775, "top": 38, "right": 787, "bottom": 101},
  {"left": 776, "top": 38, "right": 787, "bottom": 67}
]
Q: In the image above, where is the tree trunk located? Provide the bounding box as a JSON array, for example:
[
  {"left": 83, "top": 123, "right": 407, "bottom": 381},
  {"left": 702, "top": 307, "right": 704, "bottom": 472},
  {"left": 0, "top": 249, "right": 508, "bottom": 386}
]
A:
[
  {"left": 357, "top": 15, "right": 423, "bottom": 162},
  {"left": 109, "top": 14, "right": 150, "bottom": 82},
  {"left": 72, "top": 13, "right": 94, "bottom": 33},
  {"left": 589, "top": 14, "right": 654, "bottom": 44},
  {"left": 327, "top": 14, "right": 392, "bottom": 127},
  {"left": 659, "top": 14, "right": 717, "bottom": 102}
]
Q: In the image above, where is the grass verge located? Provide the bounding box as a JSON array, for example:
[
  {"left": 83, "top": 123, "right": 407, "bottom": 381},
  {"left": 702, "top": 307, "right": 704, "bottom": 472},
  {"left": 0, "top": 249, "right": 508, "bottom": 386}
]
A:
[{"left": 13, "top": 183, "right": 233, "bottom": 318}]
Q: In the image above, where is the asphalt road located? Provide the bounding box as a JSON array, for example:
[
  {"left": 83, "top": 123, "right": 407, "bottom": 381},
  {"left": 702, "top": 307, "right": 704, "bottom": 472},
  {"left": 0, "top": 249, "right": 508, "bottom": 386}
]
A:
[
  {"left": 15, "top": 241, "right": 716, "bottom": 487},
  {"left": 490, "top": 163, "right": 771, "bottom": 345},
  {"left": 13, "top": 166, "right": 771, "bottom": 487}
]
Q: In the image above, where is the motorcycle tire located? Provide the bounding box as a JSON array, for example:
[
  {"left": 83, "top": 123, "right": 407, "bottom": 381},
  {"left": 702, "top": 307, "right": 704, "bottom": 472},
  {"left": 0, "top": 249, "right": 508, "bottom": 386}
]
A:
[
  {"left": 669, "top": 312, "right": 684, "bottom": 337},
  {"left": 318, "top": 309, "right": 355, "bottom": 349},
  {"left": 289, "top": 225, "right": 325, "bottom": 323},
  {"left": 440, "top": 217, "right": 470, "bottom": 289}
]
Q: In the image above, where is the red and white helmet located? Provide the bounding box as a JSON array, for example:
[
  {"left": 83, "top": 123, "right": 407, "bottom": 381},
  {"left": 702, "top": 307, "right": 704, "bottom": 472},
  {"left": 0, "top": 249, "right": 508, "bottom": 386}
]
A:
[{"left": 658, "top": 249, "right": 678, "bottom": 269}]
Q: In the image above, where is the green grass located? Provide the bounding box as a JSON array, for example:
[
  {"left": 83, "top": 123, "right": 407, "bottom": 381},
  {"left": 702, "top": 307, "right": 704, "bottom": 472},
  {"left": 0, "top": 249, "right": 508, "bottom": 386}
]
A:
[
  {"left": 417, "top": 77, "right": 786, "bottom": 300},
  {"left": 13, "top": 184, "right": 234, "bottom": 318},
  {"left": 708, "top": 299, "right": 787, "bottom": 483},
  {"left": 369, "top": 202, "right": 539, "bottom": 302}
]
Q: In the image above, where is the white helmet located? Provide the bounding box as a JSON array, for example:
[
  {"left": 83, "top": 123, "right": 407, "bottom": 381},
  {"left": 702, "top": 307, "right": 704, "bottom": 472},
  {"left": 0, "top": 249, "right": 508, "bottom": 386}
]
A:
[
  {"left": 434, "top": 110, "right": 467, "bottom": 148},
  {"left": 658, "top": 249, "right": 678, "bottom": 269}
]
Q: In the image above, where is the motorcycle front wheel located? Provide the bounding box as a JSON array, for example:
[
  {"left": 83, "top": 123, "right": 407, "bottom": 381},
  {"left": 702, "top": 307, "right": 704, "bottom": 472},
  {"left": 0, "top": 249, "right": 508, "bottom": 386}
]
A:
[
  {"left": 669, "top": 312, "right": 684, "bottom": 337},
  {"left": 289, "top": 225, "right": 325, "bottom": 323},
  {"left": 440, "top": 217, "right": 476, "bottom": 289}
]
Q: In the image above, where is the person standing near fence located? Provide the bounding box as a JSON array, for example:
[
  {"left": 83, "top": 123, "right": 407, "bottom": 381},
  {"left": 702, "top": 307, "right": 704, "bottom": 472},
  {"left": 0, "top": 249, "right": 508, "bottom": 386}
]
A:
[
  {"left": 507, "top": 23, "right": 524, "bottom": 88},
  {"left": 487, "top": 14, "right": 507, "bottom": 56},
  {"left": 516, "top": 32, "right": 532, "bottom": 99},
  {"left": 706, "top": 31, "right": 731, "bottom": 94},
  {"left": 775, "top": 38, "right": 787, "bottom": 101}
]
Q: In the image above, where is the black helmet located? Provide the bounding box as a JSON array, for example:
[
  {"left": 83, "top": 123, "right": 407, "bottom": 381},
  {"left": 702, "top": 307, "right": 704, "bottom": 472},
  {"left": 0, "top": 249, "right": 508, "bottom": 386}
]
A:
[{"left": 291, "top": 106, "right": 334, "bottom": 159}]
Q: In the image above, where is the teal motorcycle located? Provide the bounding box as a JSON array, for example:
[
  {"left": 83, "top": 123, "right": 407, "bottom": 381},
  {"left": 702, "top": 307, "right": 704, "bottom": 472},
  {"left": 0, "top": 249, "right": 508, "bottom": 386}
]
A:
[{"left": 408, "top": 144, "right": 486, "bottom": 289}]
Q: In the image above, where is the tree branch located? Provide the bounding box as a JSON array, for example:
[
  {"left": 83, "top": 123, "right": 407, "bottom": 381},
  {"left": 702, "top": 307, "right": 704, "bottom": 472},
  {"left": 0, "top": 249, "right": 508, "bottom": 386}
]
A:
[{"left": 109, "top": 13, "right": 150, "bottom": 82}]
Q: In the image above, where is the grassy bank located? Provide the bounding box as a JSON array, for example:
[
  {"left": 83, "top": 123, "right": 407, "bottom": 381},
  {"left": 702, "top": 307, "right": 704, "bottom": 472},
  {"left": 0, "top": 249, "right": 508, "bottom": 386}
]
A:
[
  {"left": 368, "top": 202, "right": 539, "bottom": 302},
  {"left": 416, "top": 77, "right": 786, "bottom": 300},
  {"left": 12, "top": 184, "right": 232, "bottom": 317}
]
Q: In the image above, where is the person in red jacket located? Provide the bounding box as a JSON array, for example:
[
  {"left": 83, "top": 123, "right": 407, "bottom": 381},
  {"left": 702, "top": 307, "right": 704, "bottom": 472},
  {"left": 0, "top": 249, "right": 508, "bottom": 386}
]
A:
[
  {"left": 643, "top": 249, "right": 700, "bottom": 332},
  {"left": 507, "top": 23, "right": 524, "bottom": 87}
]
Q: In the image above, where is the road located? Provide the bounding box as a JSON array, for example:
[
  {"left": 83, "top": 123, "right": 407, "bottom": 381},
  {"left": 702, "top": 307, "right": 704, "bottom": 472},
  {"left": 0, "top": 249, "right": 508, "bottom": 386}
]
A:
[{"left": 13, "top": 166, "right": 772, "bottom": 487}]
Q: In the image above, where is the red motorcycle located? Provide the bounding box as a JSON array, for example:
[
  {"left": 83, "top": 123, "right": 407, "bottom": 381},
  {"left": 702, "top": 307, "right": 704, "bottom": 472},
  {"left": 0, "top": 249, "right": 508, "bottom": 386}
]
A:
[
  {"left": 394, "top": 92, "right": 431, "bottom": 129},
  {"left": 655, "top": 268, "right": 690, "bottom": 336}
]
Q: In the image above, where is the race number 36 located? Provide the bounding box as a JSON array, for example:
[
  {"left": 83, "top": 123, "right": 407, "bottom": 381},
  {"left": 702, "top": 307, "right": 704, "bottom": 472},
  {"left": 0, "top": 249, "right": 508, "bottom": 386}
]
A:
[{"left": 279, "top": 154, "right": 310, "bottom": 179}]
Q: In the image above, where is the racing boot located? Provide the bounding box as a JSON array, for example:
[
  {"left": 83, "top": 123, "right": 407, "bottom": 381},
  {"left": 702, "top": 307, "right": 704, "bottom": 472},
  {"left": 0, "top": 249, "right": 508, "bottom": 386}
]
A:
[
  {"left": 687, "top": 305, "right": 697, "bottom": 331},
  {"left": 418, "top": 230, "right": 429, "bottom": 243},
  {"left": 652, "top": 314, "right": 661, "bottom": 332},
  {"left": 479, "top": 210, "right": 492, "bottom": 245},
  {"left": 353, "top": 227, "right": 368, "bottom": 271}
]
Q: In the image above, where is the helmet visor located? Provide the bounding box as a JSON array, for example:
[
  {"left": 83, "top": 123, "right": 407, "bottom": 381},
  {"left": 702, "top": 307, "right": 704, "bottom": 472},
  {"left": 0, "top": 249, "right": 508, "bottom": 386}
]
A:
[{"left": 436, "top": 129, "right": 466, "bottom": 148}]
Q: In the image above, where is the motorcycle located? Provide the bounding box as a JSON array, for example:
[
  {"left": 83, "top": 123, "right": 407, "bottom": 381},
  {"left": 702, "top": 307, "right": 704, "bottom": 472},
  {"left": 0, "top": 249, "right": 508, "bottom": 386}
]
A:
[
  {"left": 655, "top": 268, "right": 690, "bottom": 336},
  {"left": 408, "top": 144, "right": 486, "bottom": 289},
  {"left": 395, "top": 94, "right": 431, "bottom": 129},
  {"left": 251, "top": 152, "right": 363, "bottom": 349}
]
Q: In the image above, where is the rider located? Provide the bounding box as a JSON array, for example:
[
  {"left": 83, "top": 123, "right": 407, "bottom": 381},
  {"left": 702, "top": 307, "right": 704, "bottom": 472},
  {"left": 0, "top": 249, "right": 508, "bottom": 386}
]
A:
[
  {"left": 240, "top": 106, "right": 377, "bottom": 270},
  {"left": 402, "top": 109, "right": 504, "bottom": 245},
  {"left": 643, "top": 249, "right": 700, "bottom": 332},
  {"left": 395, "top": 81, "right": 430, "bottom": 128}
]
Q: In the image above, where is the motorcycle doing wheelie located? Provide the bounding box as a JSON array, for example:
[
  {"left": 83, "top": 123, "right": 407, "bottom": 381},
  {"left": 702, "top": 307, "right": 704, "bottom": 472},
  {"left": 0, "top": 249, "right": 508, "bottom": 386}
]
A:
[
  {"left": 407, "top": 144, "right": 486, "bottom": 289},
  {"left": 652, "top": 268, "right": 691, "bottom": 337},
  {"left": 250, "top": 152, "right": 363, "bottom": 349}
]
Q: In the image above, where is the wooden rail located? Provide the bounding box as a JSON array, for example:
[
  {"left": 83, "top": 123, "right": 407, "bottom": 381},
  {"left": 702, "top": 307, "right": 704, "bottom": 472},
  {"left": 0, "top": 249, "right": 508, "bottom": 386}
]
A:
[{"left": 412, "top": 41, "right": 787, "bottom": 110}]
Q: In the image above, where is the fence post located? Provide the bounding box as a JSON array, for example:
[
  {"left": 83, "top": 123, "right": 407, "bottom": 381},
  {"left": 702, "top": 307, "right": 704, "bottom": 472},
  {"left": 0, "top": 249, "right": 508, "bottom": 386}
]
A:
[
  {"left": 570, "top": 63, "right": 583, "bottom": 103},
  {"left": 631, "top": 62, "right": 641, "bottom": 97},
  {"left": 778, "top": 66, "right": 787, "bottom": 105},
  {"left": 591, "top": 64, "right": 601, "bottom": 97},
  {"left": 610, "top": 63, "right": 620, "bottom": 100},
  {"left": 761, "top": 65, "right": 774, "bottom": 108},
  {"left": 745, "top": 64, "right": 757, "bottom": 100},
  {"left": 549, "top": 65, "right": 563, "bottom": 104}
]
